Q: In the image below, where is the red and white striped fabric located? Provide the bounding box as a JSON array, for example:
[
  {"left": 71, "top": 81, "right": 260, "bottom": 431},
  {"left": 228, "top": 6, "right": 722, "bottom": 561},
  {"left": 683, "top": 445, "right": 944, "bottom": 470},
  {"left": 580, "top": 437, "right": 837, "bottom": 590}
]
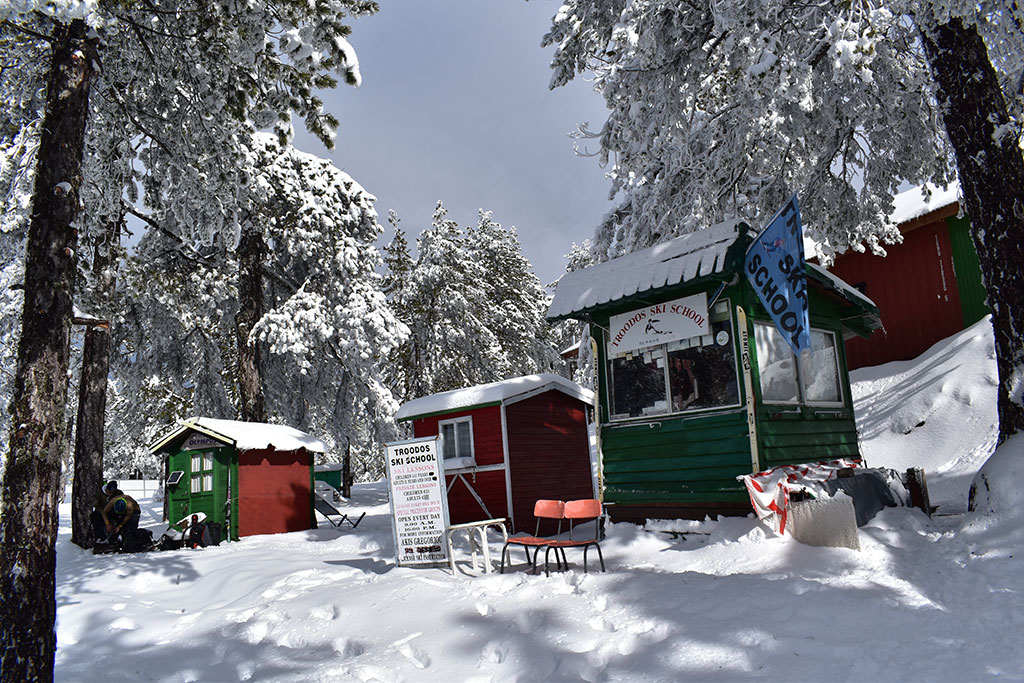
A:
[{"left": 740, "top": 459, "right": 862, "bottom": 535}]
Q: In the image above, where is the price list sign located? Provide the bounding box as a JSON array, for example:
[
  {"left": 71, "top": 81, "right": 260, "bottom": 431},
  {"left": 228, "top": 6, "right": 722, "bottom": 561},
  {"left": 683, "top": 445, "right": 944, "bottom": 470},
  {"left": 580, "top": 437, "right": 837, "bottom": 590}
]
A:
[{"left": 384, "top": 436, "right": 449, "bottom": 566}]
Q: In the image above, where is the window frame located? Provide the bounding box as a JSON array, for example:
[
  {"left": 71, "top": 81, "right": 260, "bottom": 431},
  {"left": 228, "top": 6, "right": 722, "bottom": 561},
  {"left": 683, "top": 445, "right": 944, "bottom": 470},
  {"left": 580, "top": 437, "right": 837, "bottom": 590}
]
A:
[
  {"left": 438, "top": 416, "right": 475, "bottom": 467},
  {"left": 604, "top": 298, "right": 742, "bottom": 422},
  {"left": 753, "top": 321, "right": 845, "bottom": 407},
  {"left": 189, "top": 449, "right": 217, "bottom": 493}
]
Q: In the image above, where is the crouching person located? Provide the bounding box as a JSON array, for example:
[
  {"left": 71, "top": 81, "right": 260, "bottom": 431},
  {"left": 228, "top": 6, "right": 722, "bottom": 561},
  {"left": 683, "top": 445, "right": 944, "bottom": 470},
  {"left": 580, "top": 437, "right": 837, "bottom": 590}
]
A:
[
  {"left": 90, "top": 480, "right": 121, "bottom": 544},
  {"left": 102, "top": 494, "right": 140, "bottom": 545}
]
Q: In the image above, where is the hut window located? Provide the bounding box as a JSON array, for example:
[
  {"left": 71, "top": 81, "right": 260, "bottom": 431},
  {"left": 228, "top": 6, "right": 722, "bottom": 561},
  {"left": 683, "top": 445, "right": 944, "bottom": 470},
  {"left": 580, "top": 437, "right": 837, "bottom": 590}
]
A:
[
  {"left": 801, "top": 330, "right": 842, "bottom": 403},
  {"left": 607, "top": 300, "right": 740, "bottom": 420},
  {"left": 754, "top": 323, "right": 843, "bottom": 405},
  {"left": 439, "top": 417, "right": 475, "bottom": 467},
  {"left": 190, "top": 450, "right": 216, "bottom": 493},
  {"left": 608, "top": 349, "right": 668, "bottom": 419}
]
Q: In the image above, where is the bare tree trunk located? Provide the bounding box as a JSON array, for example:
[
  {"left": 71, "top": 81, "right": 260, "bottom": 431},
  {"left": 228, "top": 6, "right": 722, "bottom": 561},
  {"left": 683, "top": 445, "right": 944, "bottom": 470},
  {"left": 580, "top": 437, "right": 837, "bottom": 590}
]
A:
[
  {"left": 920, "top": 16, "right": 1024, "bottom": 443},
  {"left": 0, "top": 19, "right": 98, "bottom": 682},
  {"left": 342, "top": 439, "right": 352, "bottom": 498},
  {"left": 235, "top": 223, "right": 266, "bottom": 422},
  {"left": 70, "top": 210, "right": 120, "bottom": 549},
  {"left": 70, "top": 322, "right": 110, "bottom": 549}
]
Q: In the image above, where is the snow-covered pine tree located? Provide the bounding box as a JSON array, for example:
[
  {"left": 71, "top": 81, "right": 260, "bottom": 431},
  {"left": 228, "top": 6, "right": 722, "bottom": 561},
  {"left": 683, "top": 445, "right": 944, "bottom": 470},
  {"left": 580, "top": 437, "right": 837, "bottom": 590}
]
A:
[
  {"left": 400, "top": 202, "right": 501, "bottom": 398},
  {"left": 466, "top": 210, "right": 560, "bottom": 378},
  {"left": 381, "top": 215, "right": 417, "bottom": 403},
  {"left": 385, "top": 203, "right": 558, "bottom": 404},
  {"left": 548, "top": 240, "right": 599, "bottom": 389},
  {"left": 542, "top": 0, "right": 1024, "bottom": 440},
  {"left": 247, "top": 135, "right": 408, "bottom": 475},
  {"left": 107, "top": 136, "right": 407, "bottom": 479},
  {"left": 0, "top": 12, "right": 99, "bottom": 680},
  {"left": 1, "top": 2, "right": 378, "bottom": 674}
]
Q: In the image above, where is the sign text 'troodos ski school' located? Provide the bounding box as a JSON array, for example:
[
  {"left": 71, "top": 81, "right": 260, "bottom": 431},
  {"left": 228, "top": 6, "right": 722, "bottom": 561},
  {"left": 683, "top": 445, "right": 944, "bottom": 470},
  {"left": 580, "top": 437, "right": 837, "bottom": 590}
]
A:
[{"left": 606, "top": 292, "right": 709, "bottom": 355}]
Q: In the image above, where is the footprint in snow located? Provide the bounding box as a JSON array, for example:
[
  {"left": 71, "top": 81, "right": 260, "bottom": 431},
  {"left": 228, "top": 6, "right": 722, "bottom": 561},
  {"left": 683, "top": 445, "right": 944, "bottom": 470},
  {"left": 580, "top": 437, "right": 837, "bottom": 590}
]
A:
[
  {"left": 243, "top": 620, "right": 270, "bottom": 645},
  {"left": 514, "top": 611, "right": 542, "bottom": 633},
  {"left": 310, "top": 603, "right": 340, "bottom": 621},
  {"left": 108, "top": 617, "right": 137, "bottom": 631},
  {"left": 332, "top": 636, "right": 365, "bottom": 658},
  {"left": 479, "top": 640, "right": 508, "bottom": 665},
  {"left": 398, "top": 642, "right": 430, "bottom": 669}
]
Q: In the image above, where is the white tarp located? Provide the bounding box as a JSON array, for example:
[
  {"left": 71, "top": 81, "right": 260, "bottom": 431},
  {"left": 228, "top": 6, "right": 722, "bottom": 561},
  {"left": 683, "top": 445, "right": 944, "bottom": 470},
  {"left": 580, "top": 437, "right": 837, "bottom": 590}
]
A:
[{"left": 739, "top": 458, "right": 862, "bottom": 535}]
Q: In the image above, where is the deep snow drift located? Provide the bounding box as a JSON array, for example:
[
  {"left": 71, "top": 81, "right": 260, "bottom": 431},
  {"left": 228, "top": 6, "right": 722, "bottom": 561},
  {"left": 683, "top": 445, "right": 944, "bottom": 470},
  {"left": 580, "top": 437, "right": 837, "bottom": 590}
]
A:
[{"left": 55, "top": 318, "right": 1024, "bottom": 682}]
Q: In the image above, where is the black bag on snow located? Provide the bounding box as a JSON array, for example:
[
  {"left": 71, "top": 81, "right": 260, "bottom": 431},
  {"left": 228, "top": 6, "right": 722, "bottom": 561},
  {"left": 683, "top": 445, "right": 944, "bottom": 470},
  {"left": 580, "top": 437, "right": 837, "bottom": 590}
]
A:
[
  {"left": 157, "top": 533, "right": 183, "bottom": 551},
  {"left": 123, "top": 527, "right": 154, "bottom": 553},
  {"left": 206, "top": 521, "right": 223, "bottom": 546}
]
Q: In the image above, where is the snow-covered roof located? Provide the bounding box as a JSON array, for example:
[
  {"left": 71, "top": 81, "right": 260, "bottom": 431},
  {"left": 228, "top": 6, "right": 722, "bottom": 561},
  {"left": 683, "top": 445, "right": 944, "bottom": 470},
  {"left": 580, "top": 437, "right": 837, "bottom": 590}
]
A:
[
  {"left": 394, "top": 373, "right": 594, "bottom": 421},
  {"left": 891, "top": 182, "right": 960, "bottom": 226},
  {"left": 150, "top": 417, "right": 328, "bottom": 454},
  {"left": 547, "top": 219, "right": 747, "bottom": 321},
  {"left": 807, "top": 263, "right": 879, "bottom": 315}
]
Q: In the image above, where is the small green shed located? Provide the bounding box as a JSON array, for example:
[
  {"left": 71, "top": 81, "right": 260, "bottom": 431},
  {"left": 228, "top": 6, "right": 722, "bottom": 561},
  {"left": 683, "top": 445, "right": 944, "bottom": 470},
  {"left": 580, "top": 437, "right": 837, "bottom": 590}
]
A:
[
  {"left": 547, "top": 220, "right": 881, "bottom": 523},
  {"left": 151, "top": 417, "right": 327, "bottom": 540}
]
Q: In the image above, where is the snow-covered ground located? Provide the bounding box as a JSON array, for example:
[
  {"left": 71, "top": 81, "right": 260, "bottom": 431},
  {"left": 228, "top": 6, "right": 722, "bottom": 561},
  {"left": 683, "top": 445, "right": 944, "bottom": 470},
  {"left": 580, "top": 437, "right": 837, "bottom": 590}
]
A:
[{"left": 55, "top": 318, "right": 1024, "bottom": 682}]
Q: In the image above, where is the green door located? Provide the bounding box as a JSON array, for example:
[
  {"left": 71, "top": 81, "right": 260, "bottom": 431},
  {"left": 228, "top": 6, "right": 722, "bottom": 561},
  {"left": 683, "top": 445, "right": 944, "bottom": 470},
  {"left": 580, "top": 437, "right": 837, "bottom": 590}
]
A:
[{"left": 166, "top": 446, "right": 234, "bottom": 529}]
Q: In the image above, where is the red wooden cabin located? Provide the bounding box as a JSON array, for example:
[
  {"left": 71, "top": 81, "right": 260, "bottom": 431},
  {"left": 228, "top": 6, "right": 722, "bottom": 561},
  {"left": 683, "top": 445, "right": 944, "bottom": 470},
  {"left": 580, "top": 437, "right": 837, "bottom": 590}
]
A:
[
  {"left": 828, "top": 183, "right": 988, "bottom": 369},
  {"left": 394, "top": 374, "right": 595, "bottom": 534}
]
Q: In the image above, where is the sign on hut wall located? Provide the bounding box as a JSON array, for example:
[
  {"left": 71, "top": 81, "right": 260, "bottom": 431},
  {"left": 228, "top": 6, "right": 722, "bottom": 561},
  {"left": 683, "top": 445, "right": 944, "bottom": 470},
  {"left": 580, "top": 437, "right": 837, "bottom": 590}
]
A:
[
  {"left": 182, "top": 433, "right": 223, "bottom": 451},
  {"left": 606, "top": 293, "right": 709, "bottom": 355},
  {"left": 385, "top": 436, "right": 449, "bottom": 567}
]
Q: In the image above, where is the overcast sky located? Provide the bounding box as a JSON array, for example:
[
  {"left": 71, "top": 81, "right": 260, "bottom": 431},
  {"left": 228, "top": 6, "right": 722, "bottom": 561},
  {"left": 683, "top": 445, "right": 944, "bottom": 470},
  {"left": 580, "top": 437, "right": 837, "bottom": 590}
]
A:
[{"left": 292, "top": 0, "right": 614, "bottom": 287}]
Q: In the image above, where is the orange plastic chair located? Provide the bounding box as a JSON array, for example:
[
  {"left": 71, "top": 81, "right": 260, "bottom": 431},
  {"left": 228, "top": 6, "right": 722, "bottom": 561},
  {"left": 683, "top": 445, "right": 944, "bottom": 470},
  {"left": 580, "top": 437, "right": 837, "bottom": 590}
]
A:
[
  {"left": 544, "top": 498, "right": 605, "bottom": 575},
  {"left": 499, "top": 499, "right": 565, "bottom": 574}
]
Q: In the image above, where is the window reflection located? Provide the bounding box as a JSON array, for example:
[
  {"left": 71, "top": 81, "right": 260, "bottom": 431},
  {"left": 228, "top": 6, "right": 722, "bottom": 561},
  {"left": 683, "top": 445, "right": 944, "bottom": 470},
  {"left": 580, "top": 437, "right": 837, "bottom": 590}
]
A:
[{"left": 607, "top": 300, "right": 739, "bottom": 420}]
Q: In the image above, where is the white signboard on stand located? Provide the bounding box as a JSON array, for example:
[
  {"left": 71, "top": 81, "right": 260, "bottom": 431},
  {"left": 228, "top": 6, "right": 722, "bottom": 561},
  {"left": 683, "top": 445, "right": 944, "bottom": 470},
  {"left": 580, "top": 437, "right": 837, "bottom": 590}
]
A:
[{"left": 385, "top": 436, "right": 449, "bottom": 567}]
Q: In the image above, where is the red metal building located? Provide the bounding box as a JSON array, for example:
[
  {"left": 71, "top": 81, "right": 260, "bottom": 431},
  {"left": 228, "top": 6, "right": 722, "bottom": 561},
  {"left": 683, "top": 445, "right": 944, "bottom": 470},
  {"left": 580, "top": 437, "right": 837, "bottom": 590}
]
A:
[
  {"left": 828, "top": 184, "right": 988, "bottom": 369},
  {"left": 394, "top": 374, "right": 595, "bottom": 534}
]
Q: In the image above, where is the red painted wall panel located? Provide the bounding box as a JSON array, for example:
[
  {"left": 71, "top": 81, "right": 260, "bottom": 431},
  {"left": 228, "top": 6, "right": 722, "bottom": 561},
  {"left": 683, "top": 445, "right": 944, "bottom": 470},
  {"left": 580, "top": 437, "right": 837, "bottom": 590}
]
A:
[
  {"left": 444, "top": 470, "right": 509, "bottom": 524},
  {"left": 830, "top": 219, "right": 964, "bottom": 369},
  {"left": 237, "top": 449, "right": 313, "bottom": 537},
  {"left": 413, "top": 405, "right": 508, "bottom": 524},
  {"left": 506, "top": 392, "right": 594, "bottom": 534}
]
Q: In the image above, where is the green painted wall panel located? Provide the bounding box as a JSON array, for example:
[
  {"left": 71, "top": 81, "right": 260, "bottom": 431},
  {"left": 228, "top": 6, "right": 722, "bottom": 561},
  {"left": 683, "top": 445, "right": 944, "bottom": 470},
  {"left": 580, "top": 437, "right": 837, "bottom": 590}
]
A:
[
  {"left": 314, "top": 469, "right": 341, "bottom": 490},
  {"left": 947, "top": 215, "right": 989, "bottom": 326},
  {"left": 166, "top": 446, "right": 237, "bottom": 537},
  {"left": 606, "top": 489, "right": 749, "bottom": 504}
]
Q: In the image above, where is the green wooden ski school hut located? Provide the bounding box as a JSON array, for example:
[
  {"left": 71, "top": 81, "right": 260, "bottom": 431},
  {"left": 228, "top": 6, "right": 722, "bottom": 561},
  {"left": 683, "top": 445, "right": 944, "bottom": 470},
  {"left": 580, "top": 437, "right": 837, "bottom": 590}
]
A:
[
  {"left": 151, "top": 417, "right": 327, "bottom": 540},
  {"left": 547, "top": 220, "right": 882, "bottom": 523}
]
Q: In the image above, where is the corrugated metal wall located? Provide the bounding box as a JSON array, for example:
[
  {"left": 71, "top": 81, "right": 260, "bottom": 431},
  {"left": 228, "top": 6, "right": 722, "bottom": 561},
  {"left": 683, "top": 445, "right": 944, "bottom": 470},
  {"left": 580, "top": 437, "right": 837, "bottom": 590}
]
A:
[{"left": 831, "top": 221, "right": 964, "bottom": 369}]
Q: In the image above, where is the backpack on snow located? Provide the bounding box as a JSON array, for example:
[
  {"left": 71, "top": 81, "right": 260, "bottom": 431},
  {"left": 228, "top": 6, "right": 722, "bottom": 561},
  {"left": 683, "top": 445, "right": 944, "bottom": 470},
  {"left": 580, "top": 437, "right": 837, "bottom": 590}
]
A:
[{"left": 122, "top": 527, "right": 154, "bottom": 553}]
